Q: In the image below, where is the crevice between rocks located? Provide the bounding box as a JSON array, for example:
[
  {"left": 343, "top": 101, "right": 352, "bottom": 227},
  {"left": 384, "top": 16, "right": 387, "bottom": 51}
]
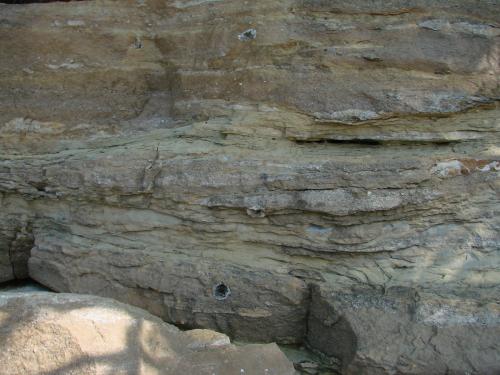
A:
[
  {"left": 8, "top": 224, "right": 33, "bottom": 280},
  {"left": 293, "top": 139, "right": 459, "bottom": 146},
  {"left": 0, "top": 0, "right": 87, "bottom": 4}
]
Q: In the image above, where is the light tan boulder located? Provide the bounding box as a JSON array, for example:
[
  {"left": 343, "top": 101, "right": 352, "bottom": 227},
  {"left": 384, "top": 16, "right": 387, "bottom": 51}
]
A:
[{"left": 0, "top": 293, "right": 296, "bottom": 375}]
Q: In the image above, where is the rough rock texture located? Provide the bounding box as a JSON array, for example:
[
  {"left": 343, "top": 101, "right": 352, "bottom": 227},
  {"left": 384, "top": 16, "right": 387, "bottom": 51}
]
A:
[
  {"left": 0, "top": 0, "right": 499, "bottom": 374},
  {"left": 0, "top": 292, "right": 295, "bottom": 375},
  {"left": 308, "top": 286, "right": 500, "bottom": 374}
]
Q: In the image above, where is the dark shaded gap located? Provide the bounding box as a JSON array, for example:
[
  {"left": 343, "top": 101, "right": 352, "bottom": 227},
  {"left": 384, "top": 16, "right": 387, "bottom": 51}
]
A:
[
  {"left": 0, "top": 278, "right": 53, "bottom": 292},
  {"left": 0, "top": 0, "right": 87, "bottom": 4},
  {"left": 295, "top": 139, "right": 383, "bottom": 146},
  {"left": 294, "top": 139, "right": 458, "bottom": 146}
]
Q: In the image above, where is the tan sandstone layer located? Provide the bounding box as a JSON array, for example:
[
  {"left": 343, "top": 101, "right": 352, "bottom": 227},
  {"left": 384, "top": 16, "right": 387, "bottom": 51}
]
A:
[{"left": 0, "top": 0, "right": 499, "bottom": 374}]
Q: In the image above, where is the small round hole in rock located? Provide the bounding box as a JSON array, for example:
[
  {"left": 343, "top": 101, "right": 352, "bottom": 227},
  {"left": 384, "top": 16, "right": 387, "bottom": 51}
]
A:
[
  {"left": 213, "top": 283, "right": 230, "bottom": 300},
  {"left": 246, "top": 207, "right": 266, "bottom": 218}
]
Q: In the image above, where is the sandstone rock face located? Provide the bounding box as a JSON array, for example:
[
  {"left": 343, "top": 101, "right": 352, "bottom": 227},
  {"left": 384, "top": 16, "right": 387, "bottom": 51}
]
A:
[
  {"left": 0, "top": 292, "right": 296, "bottom": 375},
  {"left": 308, "top": 286, "right": 500, "bottom": 374},
  {"left": 0, "top": 0, "right": 499, "bottom": 374}
]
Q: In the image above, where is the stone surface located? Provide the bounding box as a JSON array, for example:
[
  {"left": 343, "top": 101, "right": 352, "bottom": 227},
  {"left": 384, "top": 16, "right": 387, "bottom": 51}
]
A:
[
  {"left": 0, "top": 0, "right": 499, "bottom": 374},
  {"left": 0, "top": 292, "right": 296, "bottom": 375},
  {"left": 308, "top": 286, "right": 500, "bottom": 374}
]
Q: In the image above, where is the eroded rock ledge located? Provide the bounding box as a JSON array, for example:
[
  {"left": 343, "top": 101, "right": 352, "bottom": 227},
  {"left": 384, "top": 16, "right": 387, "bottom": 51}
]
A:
[{"left": 0, "top": 0, "right": 499, "bottom": 374}]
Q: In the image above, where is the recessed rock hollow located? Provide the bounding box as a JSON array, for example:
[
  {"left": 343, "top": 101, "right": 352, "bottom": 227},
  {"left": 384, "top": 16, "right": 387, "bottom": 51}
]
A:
[
  {"left": 0, "top": 0, "right": 85, "bottom": 4},
  {"left": 0, "top": 0, "right": 499, "bottom": 374}
]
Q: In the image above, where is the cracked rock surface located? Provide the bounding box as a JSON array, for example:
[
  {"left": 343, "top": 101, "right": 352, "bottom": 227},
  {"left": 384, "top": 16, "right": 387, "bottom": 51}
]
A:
[{"left": 0, "top": 0, "right": 499, "bottom": 374}]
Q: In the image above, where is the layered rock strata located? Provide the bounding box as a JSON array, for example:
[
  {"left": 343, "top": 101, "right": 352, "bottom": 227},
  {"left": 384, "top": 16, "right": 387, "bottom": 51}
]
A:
[{"left": 0, "top": 0, "right": 499, "bottom": 374}]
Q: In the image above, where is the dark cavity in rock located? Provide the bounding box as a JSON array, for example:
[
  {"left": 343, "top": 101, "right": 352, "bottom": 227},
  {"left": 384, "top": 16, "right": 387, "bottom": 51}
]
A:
[{"left": 213, "top": 282, "right": 231, "bottom": 300}]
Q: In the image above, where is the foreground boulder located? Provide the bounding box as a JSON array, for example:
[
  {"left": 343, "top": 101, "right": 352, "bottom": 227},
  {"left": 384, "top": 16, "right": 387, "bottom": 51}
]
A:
[{"left": 0, "top": 293, "right": 296, "bottom": 375}]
